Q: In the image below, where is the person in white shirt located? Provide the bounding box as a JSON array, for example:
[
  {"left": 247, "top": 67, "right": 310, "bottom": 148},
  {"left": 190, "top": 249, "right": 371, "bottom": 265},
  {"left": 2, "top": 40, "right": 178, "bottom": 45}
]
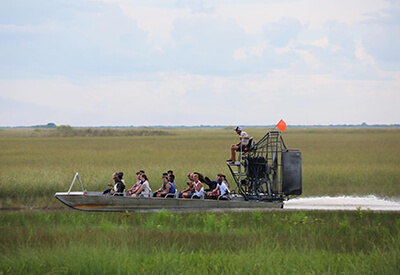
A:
[
  {"left": 181, "top": 173, "right": 203, "bottom": 198},
  {"left": 192, "top": 173, "right": 204, "bottom": 199},
  {"left": 206, "top": 175, "right": 230, "bottom": 199},
  {"left": 131, "top": 173, "right": 152, "bottom": 197},
  {"left": 228, "top": 126, "right": 250, "bottom": 163},
  {"left": 218, "top": 180, "right": 230, "bottom": 200}
]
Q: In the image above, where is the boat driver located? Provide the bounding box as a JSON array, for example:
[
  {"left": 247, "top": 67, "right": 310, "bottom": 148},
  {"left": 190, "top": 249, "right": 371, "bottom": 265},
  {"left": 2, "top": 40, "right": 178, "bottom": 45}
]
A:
[{"left": 227, "top": 126, "right": 249, "bottom": 163}]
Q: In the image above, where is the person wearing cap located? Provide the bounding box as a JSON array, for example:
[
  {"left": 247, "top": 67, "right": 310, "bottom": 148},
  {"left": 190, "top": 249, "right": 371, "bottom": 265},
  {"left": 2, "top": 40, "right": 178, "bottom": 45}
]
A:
[{"left": 227, "top": 126, "right": 249, "bottom": 163}]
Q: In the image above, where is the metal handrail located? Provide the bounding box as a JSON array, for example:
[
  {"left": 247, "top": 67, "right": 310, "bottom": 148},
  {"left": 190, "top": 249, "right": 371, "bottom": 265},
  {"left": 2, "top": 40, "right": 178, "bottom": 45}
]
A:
[{"left": 67, "top": 172, "right": 85, "bottom": 194}]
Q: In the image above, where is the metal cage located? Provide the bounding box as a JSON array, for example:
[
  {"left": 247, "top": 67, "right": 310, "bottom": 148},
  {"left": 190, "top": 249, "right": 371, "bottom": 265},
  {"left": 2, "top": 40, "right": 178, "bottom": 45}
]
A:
[{"left": 227, "top": 130, "right": 301, "bottom": 201}]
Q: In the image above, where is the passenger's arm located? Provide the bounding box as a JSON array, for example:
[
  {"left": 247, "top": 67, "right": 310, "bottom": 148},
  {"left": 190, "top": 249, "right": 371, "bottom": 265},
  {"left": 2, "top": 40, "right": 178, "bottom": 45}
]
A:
[
  {"left": 135, "top": 184, "right": 145, "bottom": 194},
  {"left": 195, "top": 183, "right": 203, "bottom": 192},
  {"left": 212, "top": 186, "right": 219, "bottom": 193},
  {"left": 160, "top": 184, "right": 171, "bottom": 195}
]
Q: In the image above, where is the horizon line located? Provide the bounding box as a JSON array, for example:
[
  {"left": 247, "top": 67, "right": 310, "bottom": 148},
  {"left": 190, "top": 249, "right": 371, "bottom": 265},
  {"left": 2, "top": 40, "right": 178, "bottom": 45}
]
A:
[{"left": 1, "top": 123, "right": 400, "bottom": 129}]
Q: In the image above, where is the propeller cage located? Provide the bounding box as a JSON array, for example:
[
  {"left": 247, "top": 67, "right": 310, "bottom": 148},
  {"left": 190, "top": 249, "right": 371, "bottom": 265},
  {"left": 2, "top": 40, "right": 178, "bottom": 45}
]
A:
[{"left": 227, "top": 130, "right": 302, "bottom": 201}]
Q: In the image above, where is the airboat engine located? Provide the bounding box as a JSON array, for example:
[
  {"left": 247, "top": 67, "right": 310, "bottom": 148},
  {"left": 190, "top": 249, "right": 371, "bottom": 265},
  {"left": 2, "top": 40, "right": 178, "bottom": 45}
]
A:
[{"left": 227, "top": 130, "right": 302, "bottom": 202}]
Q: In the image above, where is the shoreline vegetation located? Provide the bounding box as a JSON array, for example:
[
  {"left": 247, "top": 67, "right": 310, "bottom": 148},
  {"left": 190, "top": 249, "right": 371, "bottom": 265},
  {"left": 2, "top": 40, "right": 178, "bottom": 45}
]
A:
[
  {"left": 1, "top": 127, "right": 399, "bottom": 273},
  {"left": 1, "top": 121, "right": 400, "bottom": 130},
  {"left": 1, "top": 126, "right": 173, "bottom": 138},
  {"left": 1, "top": 210, "right": 399, "bottom": 274}
]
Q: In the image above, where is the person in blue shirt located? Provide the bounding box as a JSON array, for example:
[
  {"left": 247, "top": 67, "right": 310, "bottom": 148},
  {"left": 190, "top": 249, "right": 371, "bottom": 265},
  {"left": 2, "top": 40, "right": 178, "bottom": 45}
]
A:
[{"left": 155, "top": 175, "right": 176, "bottom": 197}]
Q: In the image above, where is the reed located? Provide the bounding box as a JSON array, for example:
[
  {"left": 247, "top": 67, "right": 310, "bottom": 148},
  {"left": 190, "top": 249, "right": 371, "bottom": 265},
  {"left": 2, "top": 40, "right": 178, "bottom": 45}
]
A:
[
  {"left": 1, "top": 128, "right": 399, "bottom": 208},
  {"left": 1, "top": 210, "right": 399, "bottom": 274},
  {"left": 1, "top": 127, "right": 399, "bottom": 274}
]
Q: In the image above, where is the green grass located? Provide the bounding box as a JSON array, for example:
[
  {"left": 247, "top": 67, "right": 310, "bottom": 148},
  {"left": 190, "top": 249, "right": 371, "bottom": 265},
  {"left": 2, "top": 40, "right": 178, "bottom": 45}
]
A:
[
  {"left": 1, "top": 128, "right": 400, "bottom": 274},
  {"left": 0, "top": 127, "right": 399, "bottom": 208},
  {"left": 1, "top": 210, "right": 399, "bottom": 274}
]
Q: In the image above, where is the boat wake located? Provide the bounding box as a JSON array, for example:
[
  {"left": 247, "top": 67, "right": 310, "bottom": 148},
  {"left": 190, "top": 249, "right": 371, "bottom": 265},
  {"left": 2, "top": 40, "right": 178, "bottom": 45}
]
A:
[{"left": 284, "top": 195, "right": 400, "bottom": 211}]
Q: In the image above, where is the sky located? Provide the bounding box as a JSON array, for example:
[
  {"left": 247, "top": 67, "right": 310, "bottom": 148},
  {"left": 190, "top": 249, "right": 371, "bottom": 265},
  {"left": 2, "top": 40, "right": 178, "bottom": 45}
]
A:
[{"left": 0, "top": 0, "right": 399, "bottom": 127}]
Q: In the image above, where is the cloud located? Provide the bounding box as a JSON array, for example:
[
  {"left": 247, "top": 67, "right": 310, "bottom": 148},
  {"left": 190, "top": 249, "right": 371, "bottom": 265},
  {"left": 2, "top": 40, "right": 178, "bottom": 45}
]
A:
[
  {"left": 0, "top": 0, "right": 399, "bottom": 126},
  {"left": 170, "top": 14, "right": 249, "bottom": 74},
  {"left": 361, "top": 7, "right": 400, "bottom": 70},
  {"left": 264, "top": 17, "right": 303, "bottom": 47},
  {"left": 215, "top": 0, "right": 390, "bottom": 34},
  {"left": 0, "top": 0, "right": 150, "bottom": 78},
  {"left": 1, "top": 70, "right": 399, "bottom": 126},
  {"left": 119, "top": 5, "right": 190, "bottom": 39}
]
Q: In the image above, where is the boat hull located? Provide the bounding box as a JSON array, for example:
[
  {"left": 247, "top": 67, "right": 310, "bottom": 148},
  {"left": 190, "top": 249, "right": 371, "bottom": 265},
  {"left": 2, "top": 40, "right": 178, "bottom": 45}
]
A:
[{"left": 55, "top": 192, "right": 283, "bottom": 212}]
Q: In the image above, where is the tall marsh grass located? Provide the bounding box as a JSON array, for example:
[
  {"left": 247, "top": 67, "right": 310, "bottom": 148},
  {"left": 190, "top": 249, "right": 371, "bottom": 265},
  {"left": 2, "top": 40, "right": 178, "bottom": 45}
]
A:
[
  {"left": 1, "top": 128, "right": 399, "bottom": 274},
  {"left": 1, "top": 210, "right": 399, "bottom": 274},
  {"left": 0, "top": 128, "right": 399, "bottom": 208}
]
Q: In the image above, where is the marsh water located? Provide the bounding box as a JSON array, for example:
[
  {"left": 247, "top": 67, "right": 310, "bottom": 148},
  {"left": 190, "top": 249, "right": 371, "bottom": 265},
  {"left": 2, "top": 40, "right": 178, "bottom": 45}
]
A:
[{"left": 284, "top": 195, "right": 400, "bottom": 211}]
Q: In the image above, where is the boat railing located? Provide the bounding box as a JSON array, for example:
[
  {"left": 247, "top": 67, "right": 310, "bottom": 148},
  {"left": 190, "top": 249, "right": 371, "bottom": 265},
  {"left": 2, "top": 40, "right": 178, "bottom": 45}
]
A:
[
  {"left": 165, "top": 190, "right": 179, "bottom": 198},
  {"left": 68, "top": 172, "right": 85, "bottom": 194},
  {"left": 217, "top": 190, "right": 232, "bottom": 200},
  {"left": 191, "top": 192, "right": 205, "bottom": 199},
  {"left": 113, "top": 190, "right": 126, "bottom": 196}
]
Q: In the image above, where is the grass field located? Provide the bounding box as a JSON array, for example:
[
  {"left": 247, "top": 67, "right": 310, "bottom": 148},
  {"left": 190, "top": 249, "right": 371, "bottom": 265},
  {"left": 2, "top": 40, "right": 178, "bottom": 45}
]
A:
[
  {"left": 0, "top": 127, "right": 399, "bottom": 208},
  {"left": 1, "top": 210, "right": 399, "bottom": 274},
  {"left": 1, "top": 127, "right": 399, "bottom": 274}
]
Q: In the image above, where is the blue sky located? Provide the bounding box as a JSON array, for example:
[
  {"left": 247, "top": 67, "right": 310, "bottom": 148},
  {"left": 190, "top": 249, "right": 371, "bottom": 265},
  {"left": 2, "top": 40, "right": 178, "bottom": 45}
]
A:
[{"left": 0, "top": 0, "right": 399, "bottom": 126}]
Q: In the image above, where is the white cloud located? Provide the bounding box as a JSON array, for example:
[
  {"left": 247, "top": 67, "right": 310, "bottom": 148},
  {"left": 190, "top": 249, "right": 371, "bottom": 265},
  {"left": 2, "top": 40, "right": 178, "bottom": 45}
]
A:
[
  {"left": 354, "top": 40, "right": 376, "bottom": 66},
  {"left": 119, "top": 5, "right": 190, "bottom": 39},
  {"left": 0, "top": 22, "right": 57, "bottom": 34},
  {"left": 2, "top": 70, "right": 399, "bottom": 126},
  {"left": 312, "top": 38, "right": 328, "bottom": 49},
  {"left": 216, "top": 0, "right": 390, "bottom": 36},
  {"left": 234, "top": 42, "right": 268, "bottom": 60},
  {"left": 0, "top": 0, "right": 399, "bottom": 126}
]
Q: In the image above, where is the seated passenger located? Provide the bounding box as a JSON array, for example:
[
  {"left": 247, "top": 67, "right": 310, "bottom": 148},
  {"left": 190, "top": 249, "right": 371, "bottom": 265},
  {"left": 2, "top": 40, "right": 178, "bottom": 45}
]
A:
[
  {"left": 118, "top": 171, "right": 126, "bottom": 186},
  {"left": 206, "top": 176, "right": 230, "bottom": 200},
  {"left": 218, "top": 178, "right": 230, "bottom": 200},
  {"left": 206, "top": 175, "right": 222, "bottom": 199},
  {"left": 126, "top": 171, "right": 142, "bottom": 196},
  {"left": 191, "top": 173, "right": 204, "bottom": 199},
  {"left": 194, "top": 171, "right": 212, "bottom": 191},
  {"left": 185, "top": 172, "right": 194, "bottom": 186},
  {"left": 180, "top": 174, "right": 195, "bottom": 198},
  {"left": 155, "top": 175, "right": 176, "bottom": 197},
  {"left": 167, "top": 171, "right": 176, "bottom": 189},
  {"left": 114, "top": 174, "right": 126, "bottom": 196},
  {"left": 154, "top": 173, "right": 168, "bottom": 196},
  {"left": 208, "top": 173, "right": 222, "bottom": 192},
  {"left": 103, "top": 172, "right": 125, "bottom": 196},
  {"left": 131, "top": 173, "right": 152, "bottom": 197},
  {"left": 221, "top": 174, "right": 229, "bottom": 189}
]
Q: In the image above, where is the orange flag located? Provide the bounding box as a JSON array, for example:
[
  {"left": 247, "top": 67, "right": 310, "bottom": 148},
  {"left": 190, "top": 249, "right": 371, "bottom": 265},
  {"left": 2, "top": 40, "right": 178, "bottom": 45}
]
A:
[{"left": 276, "top": 119, "right": 286, "bottom": 132}]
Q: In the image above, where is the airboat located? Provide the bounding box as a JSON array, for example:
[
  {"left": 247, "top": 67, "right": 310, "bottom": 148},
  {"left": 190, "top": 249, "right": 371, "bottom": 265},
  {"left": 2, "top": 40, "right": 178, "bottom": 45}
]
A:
[{"left": 55, "top": 130, "right": 302, "bottom": 211}]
